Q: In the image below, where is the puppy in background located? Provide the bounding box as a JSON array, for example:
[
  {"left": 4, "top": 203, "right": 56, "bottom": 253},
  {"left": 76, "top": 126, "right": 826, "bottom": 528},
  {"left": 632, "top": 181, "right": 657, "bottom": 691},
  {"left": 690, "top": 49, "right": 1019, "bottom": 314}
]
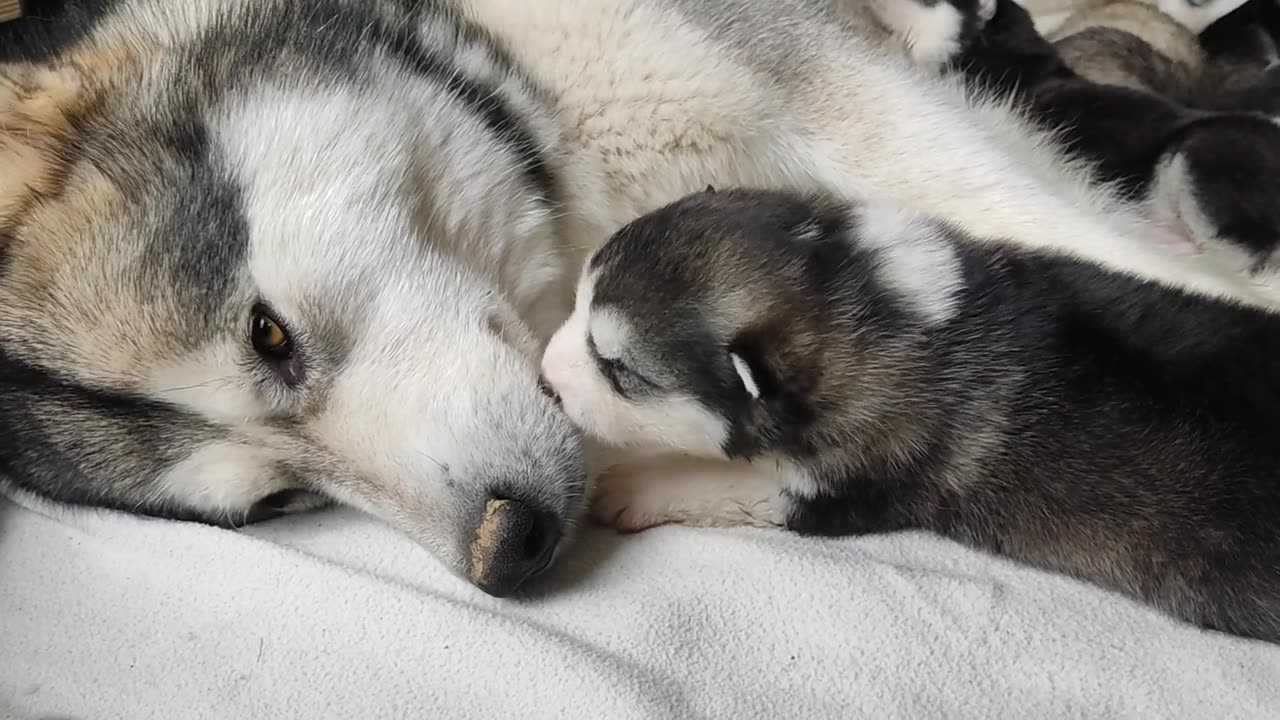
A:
[
  {"left": 1198, "top": 0, "right": 1280, "bottom": 113},
  {"left": 886, "top": 0, "right": 1280, "bottom": 285},
  {"left": 1042, "top": 0, "right": 1280, "bottom": 116},
  {"left": 1201, "top": 0, "right": 1280, "bottom": 64},
  {"left": 1018, "top": 0, "right": 1251, "bottom": 35},
  {"left": 1047, "top": 1, "right": 1206, "bottom": 101},
  {"left": 541, "top": 187, "right": 1280, "bottom": 643}
]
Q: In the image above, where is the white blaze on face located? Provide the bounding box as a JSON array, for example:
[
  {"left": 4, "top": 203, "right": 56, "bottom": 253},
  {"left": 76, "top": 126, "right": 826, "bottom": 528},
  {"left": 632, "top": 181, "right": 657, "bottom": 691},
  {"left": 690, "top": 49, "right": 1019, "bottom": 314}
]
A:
[{"left": 541, "top": 269, "right": 731, "bottom": 458}]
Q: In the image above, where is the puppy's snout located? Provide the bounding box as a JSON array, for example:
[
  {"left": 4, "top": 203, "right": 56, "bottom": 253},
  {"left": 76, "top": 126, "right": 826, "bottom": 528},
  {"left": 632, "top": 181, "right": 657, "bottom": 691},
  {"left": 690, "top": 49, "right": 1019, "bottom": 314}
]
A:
[
  {"left": 467, "top": 496, "right": 563, "bottom": 597},
  {"left": 538, "top": 374, "right": 561, "bottom": 407}
]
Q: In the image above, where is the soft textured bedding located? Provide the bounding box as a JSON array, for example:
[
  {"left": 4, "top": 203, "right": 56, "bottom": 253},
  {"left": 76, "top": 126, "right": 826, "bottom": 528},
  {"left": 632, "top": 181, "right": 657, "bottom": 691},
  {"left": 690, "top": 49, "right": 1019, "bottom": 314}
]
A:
[{"left": 3, "top": 494, "right": 1277, "bottom": 719}]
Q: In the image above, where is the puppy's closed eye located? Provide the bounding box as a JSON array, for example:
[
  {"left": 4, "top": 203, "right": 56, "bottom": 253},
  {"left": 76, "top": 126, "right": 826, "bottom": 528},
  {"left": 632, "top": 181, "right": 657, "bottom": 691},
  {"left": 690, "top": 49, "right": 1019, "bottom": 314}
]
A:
[
  {"left": 588, "top": 334, "right": 659, "bottom": 398},
  {"left": 596, "top": 354, "right": 630, "bottom": 395}
]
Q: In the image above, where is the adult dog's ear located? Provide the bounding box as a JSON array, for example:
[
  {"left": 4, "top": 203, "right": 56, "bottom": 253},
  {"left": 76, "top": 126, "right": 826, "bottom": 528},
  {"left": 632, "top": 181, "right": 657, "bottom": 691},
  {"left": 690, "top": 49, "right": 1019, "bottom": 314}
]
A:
[{"left": 0, "top": 63, "right": 90, "bottom": 234}]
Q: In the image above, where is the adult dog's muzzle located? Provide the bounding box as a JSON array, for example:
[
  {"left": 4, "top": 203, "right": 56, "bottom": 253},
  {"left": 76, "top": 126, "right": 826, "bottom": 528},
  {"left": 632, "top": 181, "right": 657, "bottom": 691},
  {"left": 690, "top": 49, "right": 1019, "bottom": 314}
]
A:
[{"left": 467, "top": 496, "right": 564, "bottom": 596}]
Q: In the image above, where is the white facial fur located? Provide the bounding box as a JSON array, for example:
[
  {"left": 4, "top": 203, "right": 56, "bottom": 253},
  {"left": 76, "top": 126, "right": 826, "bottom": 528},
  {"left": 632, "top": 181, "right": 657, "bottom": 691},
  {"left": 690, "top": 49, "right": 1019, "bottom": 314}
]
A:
[
  {"left": 541, "top": 270, "right": 732, "bottom": 458},
  {"left": 143, "top": 74, "right": 583, "bottom": 572}
]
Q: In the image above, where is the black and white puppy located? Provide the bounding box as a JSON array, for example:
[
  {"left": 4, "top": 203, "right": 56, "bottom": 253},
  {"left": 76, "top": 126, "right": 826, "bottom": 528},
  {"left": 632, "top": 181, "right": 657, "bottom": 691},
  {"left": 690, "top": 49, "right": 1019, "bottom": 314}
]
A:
[
  {"left": 541, "top": 187, "right": 1280, "bottom": 643},
  {"left": 1200, "top": 0, "right": 1280, "bottom": 83},
  {"left": 1198, "top": 2, "right": 1280, "bottom": 118},
  {"left": 1018, "top": 0, "right": 1251, "bottom": 36},
  {"left": 917, "top": 0, "right": 1280, "bottom": 284},
  {"left": 1047, "top": 1, "right": 1206, "bottom": 101}
]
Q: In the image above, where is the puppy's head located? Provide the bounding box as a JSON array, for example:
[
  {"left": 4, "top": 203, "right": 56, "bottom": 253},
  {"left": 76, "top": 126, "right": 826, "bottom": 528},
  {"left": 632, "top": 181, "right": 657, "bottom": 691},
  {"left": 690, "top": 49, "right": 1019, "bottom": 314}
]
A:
[
  {"left": 540, "top": 188, "right": 937, "bottom": 463},
  {"left": 1147, "top": 115, "right": 1280, "bottom": 281},
  {"left": 541, "top": 189, "right": 846, "bottom": 460}
]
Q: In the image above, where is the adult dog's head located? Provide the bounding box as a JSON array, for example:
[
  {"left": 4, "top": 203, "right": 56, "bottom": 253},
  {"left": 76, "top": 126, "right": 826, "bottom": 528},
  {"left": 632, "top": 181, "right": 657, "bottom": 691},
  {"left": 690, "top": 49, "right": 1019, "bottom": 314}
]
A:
[{"left": 0, "top": 0, "right": 586, "bottom": 596}]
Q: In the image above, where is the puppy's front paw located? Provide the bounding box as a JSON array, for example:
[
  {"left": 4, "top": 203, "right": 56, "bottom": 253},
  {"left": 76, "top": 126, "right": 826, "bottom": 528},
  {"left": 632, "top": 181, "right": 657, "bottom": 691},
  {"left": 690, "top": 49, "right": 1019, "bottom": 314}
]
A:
[
  {"left": 589, "top": 462, "right": 685, "bottom": 533},
  {"left": 589, "top": 456, "right": 790, "bottom": 533}
]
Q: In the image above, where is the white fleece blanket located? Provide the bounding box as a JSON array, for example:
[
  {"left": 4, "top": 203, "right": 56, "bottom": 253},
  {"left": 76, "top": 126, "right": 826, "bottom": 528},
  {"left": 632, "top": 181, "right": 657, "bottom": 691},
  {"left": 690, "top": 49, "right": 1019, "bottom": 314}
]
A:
[{"left": 2, "top": 493, "right": 1278, "bottom": 719}]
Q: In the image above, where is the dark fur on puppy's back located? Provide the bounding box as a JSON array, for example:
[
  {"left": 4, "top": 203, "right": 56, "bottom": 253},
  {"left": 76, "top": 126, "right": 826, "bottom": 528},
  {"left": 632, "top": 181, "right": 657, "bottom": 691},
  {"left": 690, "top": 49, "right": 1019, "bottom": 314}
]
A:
[{"left": 596, "top": 187, "right": 1280, "bottom": 642}]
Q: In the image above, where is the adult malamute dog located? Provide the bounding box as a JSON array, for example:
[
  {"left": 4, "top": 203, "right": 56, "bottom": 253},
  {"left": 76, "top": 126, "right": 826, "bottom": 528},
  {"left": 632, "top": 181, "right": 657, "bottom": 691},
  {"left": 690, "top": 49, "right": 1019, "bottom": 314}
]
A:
[{"left": 0, "top": 0, "right": 1273, "bottom": 596}]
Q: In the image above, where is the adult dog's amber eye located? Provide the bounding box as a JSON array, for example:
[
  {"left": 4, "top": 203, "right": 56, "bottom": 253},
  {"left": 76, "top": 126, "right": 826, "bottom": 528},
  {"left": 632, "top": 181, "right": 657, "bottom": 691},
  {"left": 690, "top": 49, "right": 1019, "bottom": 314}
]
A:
[{"left": 250, "top": 307, "right": 291, "bottom": 357}]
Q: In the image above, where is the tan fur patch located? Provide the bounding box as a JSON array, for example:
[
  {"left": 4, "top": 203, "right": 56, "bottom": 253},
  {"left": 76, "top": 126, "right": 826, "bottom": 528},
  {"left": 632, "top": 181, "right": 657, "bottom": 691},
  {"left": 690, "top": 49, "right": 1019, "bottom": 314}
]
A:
[
  {"left": 63, "top": 44, "right": 139, "bottom": 74},
  {"left": 468, "top": 498, "right": 512, "bottom": 581},
  {"left": 0, "top": 161, "right": 145, "bottom": 384},
  {"left": 1048, "top": 1, "right": 1203, "bottom": 74},
  {"left": 0, "top": 64, "right": 89, "bottom": 228},
  {"left": 0, "top": 41, "right": 136, "bottom": 234},
  {"left": 0, "top": 50, "right": 164, "bottom": 385}
]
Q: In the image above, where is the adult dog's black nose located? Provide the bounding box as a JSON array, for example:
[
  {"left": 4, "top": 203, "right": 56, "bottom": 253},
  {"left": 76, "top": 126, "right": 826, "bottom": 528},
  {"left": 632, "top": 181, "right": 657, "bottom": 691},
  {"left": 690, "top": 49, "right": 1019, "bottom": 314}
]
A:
[
  {"left": 466, "top": 496, "right": 563, "bottom": 597},
  {"left": 537, "top": 375, "right": 561, "bottom": 407}
]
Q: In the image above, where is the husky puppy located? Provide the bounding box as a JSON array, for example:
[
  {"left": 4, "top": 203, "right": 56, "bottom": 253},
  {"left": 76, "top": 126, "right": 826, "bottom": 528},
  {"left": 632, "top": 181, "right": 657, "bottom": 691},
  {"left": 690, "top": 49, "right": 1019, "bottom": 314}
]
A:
[
  {"left": 919, "top": 0, "right": 1280, "bottom": 283},
  {"left": 1018, "top": 0, "right": 1251, "bottom": 35},
  {"left": 1042, "top": 0, "right": 1280, "bottom": 113},
  {"left": 3, "top": 0, "right": 1279, "bottom": 597},
  {"left": 541, "top": 187, "right": 1280, "bottom": 642},
  {"left": 1201, "top": 0, "right": 1280, "bottom": 67},
  {"left": 1047, "top": 1, "right": 1206, "bottom": 101},
  {"left": 1198, "top": 0, "right": 1280, "bottom": 114},
  {"left": 874, "top": 0, "right": 1260, "bottom": 103}
]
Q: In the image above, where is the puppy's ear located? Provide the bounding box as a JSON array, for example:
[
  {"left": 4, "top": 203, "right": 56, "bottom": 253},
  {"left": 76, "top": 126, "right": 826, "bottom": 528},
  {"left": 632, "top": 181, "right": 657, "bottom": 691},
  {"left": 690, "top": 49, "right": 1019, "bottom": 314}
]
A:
[
  {"left": 722, "top": 336, "right": 779, "bottom": 458},
  {"left": 704, "top": 184, "right": 717, "bottom": 194},
  {"left": 723, "top": 331, "right": 816, "bottom": 459}
]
